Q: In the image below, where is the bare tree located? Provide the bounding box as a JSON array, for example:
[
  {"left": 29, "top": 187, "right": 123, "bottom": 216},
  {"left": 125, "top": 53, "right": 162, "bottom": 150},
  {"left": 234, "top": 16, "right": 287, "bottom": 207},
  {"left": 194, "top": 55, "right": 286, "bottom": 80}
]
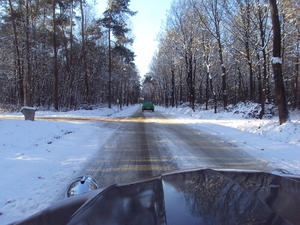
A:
[
  {"left": 191, "top": 0, "right": 228, "bottom": 109},
  {"left": 269, "top": 0, "right": 289, "bottom": 124}
]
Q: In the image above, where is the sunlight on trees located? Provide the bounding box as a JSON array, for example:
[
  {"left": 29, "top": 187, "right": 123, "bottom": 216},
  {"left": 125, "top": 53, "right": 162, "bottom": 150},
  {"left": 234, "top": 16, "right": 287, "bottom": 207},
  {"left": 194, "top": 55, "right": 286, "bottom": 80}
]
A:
[
  {"left": 0, "top": 0, "right": 140, "bottom": 110},
  {"left": 147, "top": 0, "right": 299, "bottom": 123}
]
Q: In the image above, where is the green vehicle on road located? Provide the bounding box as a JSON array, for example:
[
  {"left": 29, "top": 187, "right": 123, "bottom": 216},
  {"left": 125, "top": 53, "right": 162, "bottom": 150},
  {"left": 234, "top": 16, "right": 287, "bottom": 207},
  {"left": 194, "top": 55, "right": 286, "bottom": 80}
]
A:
[{"left": 142, "top": 100, "right": 154, "bottom": 112}]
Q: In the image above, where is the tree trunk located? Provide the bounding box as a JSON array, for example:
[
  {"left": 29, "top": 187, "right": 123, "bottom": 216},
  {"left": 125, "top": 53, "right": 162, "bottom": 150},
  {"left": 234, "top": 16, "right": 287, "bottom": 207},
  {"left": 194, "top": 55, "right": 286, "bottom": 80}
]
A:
[
  {"left": 69, "top": 0, "right": 75, "bottom": 108},
  {"left": 80, "top": 0, "right": 89, "bottom": 103},
  {"left": 179, "top": 69, "right": 183, "bottom": 105},
  {"left": 237, "top": 67, "right": 245, "bottom": 102},
  {"left": 246, "top": 40, "right": 254, "bottom": 102},
  {"left": 53, "top": 0, "right": 59, "bottom": 110},
  {"left": 244, "top": 1, "right": 254, "bottom": 102},
  {"left": 9, "top": 0, "right": 23, "bottom": 105},
  {"left": 108, "top": 27, "right": 112, "bottom": 108},
  {"left": 258, "top": 6, "right": 267, "bottom": 119},
  {"left": 171, "top": 68, "right": 175, "bottom": 107},
  {"left": 269, "top": 0, "right": 289, "bottom": 124},
  {"left": 205, "top": 63, "right": 210, "bottom": 110},
  {"left": 216, "top": 32, "right": 227, "bottom": 109},
  {"left": 24, "top": 0, "right": 32, "bottom": 106},
  {"left": 210, "top": 75, "right": 217, "bottom": 114},
  {"left": 293, "top": 39, "right": 299, "bottom": 109},
  {"left": 186, "top": 53, "right": 195, "bottom": 111}
]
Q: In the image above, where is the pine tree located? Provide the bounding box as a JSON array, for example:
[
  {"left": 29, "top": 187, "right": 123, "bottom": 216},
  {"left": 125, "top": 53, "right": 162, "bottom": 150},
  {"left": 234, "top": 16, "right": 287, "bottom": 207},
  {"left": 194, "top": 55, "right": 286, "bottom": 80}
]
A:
[{"left": 100, "top": 0, "right": 136, "bottom": 108}]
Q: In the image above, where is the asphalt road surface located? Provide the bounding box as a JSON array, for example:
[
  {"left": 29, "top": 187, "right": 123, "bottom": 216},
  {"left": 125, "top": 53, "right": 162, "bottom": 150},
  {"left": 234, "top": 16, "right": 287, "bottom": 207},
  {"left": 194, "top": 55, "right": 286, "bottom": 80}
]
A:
[{"left": 78, "top": 109, "right": 271, "bottom": 189}]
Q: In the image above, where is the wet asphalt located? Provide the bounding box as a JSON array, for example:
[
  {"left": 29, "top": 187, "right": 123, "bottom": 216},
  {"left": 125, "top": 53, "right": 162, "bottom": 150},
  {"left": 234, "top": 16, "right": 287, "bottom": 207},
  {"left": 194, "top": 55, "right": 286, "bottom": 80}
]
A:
[{"left": 77, "top": 109, "right": 271, "bottom": 189}]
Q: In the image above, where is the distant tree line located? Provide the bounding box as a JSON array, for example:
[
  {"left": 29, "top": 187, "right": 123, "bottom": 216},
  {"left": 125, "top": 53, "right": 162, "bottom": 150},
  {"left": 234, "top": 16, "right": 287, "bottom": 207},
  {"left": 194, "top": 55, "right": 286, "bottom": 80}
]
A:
[
  {"left": 0, "top": 0, "right": 140, "bottom": 111},
  {"left": 145, "top": 0, "right": 299, "bottom": 120}
]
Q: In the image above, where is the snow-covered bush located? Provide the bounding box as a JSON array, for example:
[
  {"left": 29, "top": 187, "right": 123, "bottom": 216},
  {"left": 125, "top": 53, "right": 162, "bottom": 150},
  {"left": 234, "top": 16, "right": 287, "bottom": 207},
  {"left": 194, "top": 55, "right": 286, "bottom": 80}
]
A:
[{"left": 229, "top": 101, "right": 277, "bottom": 119}]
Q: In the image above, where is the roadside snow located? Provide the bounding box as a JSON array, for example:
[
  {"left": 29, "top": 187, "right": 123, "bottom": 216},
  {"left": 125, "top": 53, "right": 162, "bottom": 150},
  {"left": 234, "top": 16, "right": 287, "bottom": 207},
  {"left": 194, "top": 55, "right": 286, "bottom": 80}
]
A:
[
  {"left": 159, "top": 104, "right": 300, "bottom": 147},
  {"left": 0, "top": 106, "right": 135, "bottom": 224},
  {"left": 158, "top": 105, "right": 300, "bottom": 175},
  {"left": 0, "top": 104, "right": 299, "bottom": 224}
]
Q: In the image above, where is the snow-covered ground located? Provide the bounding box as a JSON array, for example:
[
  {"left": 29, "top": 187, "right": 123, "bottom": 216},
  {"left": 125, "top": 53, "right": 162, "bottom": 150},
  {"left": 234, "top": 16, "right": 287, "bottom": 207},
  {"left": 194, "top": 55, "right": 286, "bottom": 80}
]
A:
[{"left": 0, "top": 103, "right": 299, "bottom": 224}]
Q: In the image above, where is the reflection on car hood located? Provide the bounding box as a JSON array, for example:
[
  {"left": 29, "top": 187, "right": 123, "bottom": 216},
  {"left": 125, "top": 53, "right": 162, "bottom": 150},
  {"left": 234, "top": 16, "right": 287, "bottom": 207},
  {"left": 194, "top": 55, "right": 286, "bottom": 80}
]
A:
[{"left": 11, "top": 168, "right": 300, "bottom": 225}]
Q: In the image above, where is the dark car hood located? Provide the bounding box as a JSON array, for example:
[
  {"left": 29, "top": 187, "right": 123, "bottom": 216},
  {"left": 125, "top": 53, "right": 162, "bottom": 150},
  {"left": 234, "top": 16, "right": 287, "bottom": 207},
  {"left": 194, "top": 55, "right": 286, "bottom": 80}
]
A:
[{"left": 11, "top": 168, "right": 300, "bottom": 225}]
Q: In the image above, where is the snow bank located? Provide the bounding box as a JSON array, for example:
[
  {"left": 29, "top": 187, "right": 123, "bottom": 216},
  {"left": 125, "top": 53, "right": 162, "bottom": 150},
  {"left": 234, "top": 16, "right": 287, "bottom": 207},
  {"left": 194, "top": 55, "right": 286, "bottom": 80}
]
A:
[{"left": 159, "top": 102, "right": 300, "bottom": 147}]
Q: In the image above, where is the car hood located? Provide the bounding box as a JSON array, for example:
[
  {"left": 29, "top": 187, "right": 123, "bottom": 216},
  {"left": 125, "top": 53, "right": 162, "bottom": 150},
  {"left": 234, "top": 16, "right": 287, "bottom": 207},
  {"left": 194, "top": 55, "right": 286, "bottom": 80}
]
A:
[{"left": 11, "top": 168, "right": 300, "bottom": 225}]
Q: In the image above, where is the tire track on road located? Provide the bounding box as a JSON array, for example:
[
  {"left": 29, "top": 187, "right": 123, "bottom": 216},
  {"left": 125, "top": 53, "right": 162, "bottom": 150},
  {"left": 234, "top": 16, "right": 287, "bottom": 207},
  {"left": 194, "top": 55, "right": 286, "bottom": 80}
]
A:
[{"left": 78, "top": 111, "right": 167, "bottom": 189}]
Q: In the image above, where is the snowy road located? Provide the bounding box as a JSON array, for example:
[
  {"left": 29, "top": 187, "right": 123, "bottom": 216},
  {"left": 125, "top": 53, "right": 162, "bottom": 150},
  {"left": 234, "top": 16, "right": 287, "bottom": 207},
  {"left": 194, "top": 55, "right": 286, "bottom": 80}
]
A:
[{"left": 78, "top": 109, "right": 272, "bottom": 189}]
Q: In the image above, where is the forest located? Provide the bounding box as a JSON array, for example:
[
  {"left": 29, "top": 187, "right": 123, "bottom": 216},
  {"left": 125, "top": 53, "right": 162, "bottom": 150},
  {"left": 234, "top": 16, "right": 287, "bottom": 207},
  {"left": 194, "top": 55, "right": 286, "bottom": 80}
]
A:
[
  {"left": 0, "top": 0, "right": 299, "bottom": 122},
  {"left": 144, "top": 0, "right": 299, "bottom": 122},
  {"left": 0, "top": 0, "right": 139, "bottom": 111}
]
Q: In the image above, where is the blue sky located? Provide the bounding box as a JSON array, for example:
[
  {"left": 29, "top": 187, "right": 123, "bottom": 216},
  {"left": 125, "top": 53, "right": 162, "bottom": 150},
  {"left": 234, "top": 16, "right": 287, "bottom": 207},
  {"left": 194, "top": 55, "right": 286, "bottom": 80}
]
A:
[{"left": 94, "top": 0, "right": 173, "bottom": 76}]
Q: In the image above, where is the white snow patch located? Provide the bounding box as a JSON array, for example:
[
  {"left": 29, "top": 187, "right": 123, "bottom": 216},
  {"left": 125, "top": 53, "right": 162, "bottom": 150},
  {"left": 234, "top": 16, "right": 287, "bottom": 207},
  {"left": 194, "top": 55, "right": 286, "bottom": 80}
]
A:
[{"left": 271, "top": 57, "right": 282, "bottom": 64}]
